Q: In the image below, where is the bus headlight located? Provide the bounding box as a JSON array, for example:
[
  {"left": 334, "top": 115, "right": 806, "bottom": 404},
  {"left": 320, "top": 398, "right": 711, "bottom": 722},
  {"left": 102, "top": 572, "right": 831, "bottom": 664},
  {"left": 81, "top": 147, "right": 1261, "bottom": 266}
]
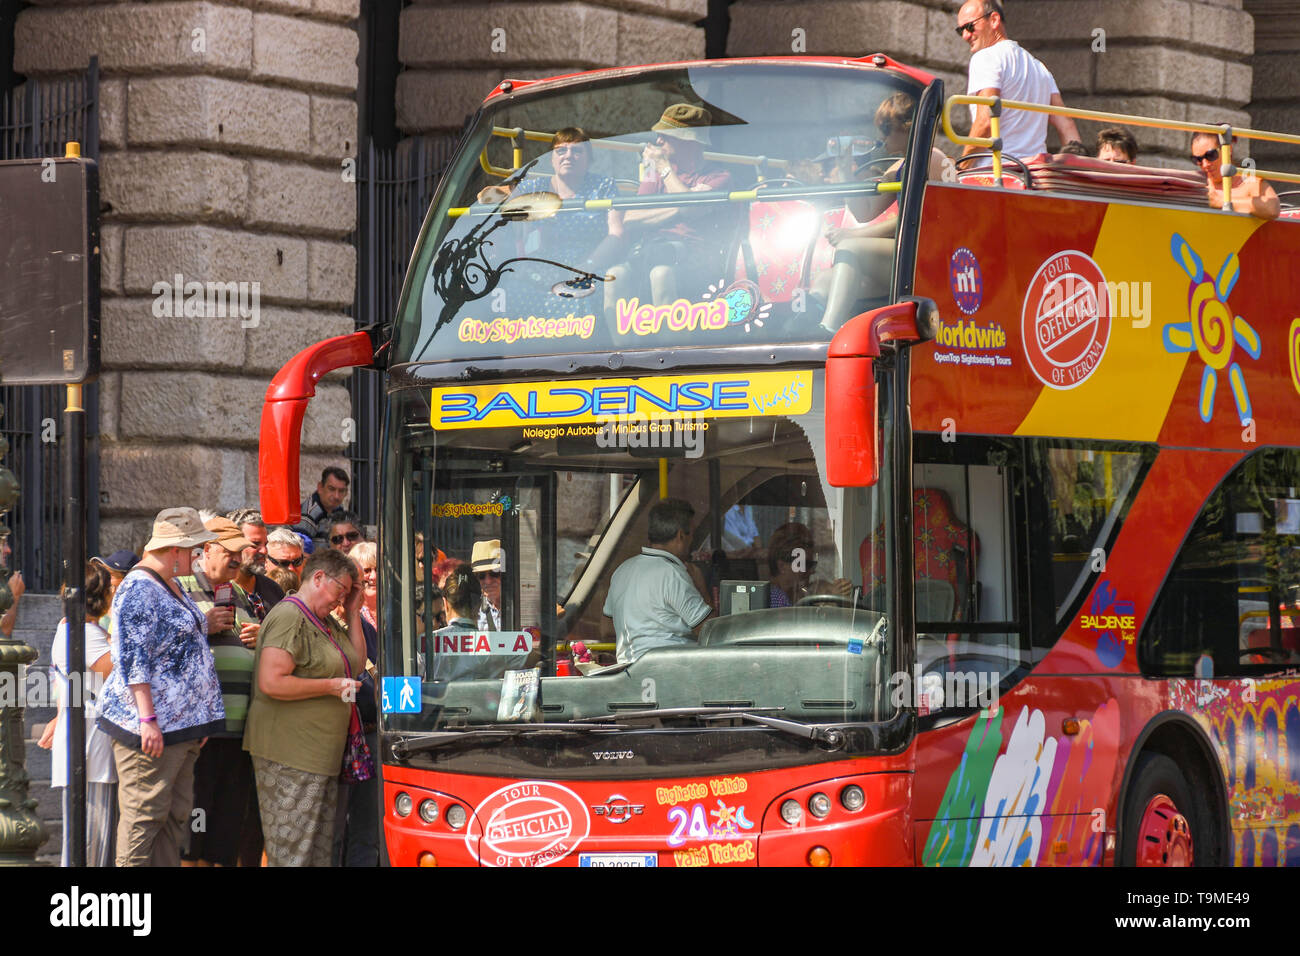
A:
[
  {"left": 808, "top": 792, "right": 832, "bottom": 818},
  {"left": 445, "top": 804, "right": 468, "bottom": 829},
  {"left": 780, "top": 799, "right": 804, "bottom": 825},
  {"left": 419, "top": 799, "right": 439, "bottom": 824},
  {"left": 840, "top": 785, "right": 866, "bottom": 812},
  {"left": 394, "top": 792, "right": 412, "bottom": 817}
]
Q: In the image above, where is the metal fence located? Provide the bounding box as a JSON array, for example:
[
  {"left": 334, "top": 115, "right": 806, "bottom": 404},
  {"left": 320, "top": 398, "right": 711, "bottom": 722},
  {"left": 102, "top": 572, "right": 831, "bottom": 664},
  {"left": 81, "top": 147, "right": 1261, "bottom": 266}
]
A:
[
  {"left": 0, "top": 59, "right": 99, "bottom": 590},
  {"left": 347, "top": 134, "right": 459, "bottom": 527}
]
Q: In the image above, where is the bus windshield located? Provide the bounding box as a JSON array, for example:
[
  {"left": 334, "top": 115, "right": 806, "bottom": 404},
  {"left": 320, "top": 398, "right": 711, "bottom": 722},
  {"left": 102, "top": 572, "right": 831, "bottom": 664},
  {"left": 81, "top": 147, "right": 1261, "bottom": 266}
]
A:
[
  {"left": 380, "top": 369, "right": 895, "bottom": 735},
  {"left": 393, "top": 62, "right": 926, "bottom": 364}
]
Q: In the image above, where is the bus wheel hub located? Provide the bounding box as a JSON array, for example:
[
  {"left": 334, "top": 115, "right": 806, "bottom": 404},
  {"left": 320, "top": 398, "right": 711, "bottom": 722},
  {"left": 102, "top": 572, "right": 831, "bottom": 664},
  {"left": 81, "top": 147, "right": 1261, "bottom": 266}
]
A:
[{"left": 1136, "top": 793, "right": 1193, "bottom": 866}]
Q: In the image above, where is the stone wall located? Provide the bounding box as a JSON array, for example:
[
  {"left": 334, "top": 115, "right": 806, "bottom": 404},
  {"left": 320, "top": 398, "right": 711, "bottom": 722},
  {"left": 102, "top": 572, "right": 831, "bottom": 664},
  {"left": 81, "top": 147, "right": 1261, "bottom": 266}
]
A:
[
  {"left": 1246, "top": 0, "right": 1300, "bottom": 176},
  {"left": 14, "top": 0, "right": 361, "bottom": 552},
  {"left": 396, "top": 0, "right": 708, "bottom": 135},
  {"left": 726, "top": 0, "right": 1262, "bottom": 167}
]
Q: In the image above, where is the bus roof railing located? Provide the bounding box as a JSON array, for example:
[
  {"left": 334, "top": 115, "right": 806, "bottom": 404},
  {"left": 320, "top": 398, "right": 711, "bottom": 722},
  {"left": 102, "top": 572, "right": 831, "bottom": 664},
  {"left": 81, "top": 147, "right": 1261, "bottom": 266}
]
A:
[
  {"left": 480, "top": 124, "right": 794, "bottom": 180},
  {"left": 447, "top": 178, "right": 902, "bottom": 219},
  {"left": 942, "top": 94, "right": 1300, "bottom": 208}
]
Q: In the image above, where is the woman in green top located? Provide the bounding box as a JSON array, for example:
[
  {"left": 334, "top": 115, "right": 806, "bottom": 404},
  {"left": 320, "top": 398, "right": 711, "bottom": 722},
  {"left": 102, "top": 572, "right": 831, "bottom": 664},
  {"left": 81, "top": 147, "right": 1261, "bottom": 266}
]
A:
[{"left": 244, "top": 547, "right": 364, "bottom": 866}]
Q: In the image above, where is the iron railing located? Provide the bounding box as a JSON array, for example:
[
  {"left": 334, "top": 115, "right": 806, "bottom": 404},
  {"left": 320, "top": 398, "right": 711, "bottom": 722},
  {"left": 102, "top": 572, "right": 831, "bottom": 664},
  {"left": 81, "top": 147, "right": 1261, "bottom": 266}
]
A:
[
  {"left": 346, "top": 134, "right": 459, "bottom": 527},
  {"left": 0, "top": 58, "right": 99, "bottom": 590}
]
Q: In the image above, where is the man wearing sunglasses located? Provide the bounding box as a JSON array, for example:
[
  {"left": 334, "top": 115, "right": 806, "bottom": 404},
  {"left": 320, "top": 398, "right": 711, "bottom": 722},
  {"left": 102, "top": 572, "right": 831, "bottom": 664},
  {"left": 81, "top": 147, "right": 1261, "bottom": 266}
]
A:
[
  {"left": 327, "top": 512, "right": 365, "bottom": 555},
  {"left": 957, "top": 0, "right": 1082, "bottom": 163},
  {"left": 266, "top": 527, "right": 307, "bottom": 590},
  {"left": 1191, "top": 131, "right": 1280, "bottom": 220},
  {"left": 229, "top": 508, "right": 286, "bottom": 623}
]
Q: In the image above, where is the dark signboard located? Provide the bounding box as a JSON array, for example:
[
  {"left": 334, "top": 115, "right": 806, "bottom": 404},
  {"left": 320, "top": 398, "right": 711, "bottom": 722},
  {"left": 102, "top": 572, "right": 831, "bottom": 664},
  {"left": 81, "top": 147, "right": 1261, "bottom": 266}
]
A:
[{"left": 0, "top": 157, "right": 100, "bottom": 384}]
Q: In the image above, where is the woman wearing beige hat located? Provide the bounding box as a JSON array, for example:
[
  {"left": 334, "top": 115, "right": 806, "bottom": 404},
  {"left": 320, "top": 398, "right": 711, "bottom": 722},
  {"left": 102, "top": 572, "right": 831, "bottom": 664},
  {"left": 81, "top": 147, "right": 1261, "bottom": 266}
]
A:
[{"left": 96, "top": 507, "right": 227, "bottom": 867}]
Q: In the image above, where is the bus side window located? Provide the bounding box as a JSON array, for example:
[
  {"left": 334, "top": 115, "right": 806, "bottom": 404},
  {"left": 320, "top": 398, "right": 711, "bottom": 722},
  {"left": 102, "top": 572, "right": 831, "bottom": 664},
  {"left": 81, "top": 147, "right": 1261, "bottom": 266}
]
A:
[
  {"left": 1144, "top": 448, "right": 1300, "bottom": 675},
  {"left": 908, "top": 435, "right": 1029, "bottom": 714}
]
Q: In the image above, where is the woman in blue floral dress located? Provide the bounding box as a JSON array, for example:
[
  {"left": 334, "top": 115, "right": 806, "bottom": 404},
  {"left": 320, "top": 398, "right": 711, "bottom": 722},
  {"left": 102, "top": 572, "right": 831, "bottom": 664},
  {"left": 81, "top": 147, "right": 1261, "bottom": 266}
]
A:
[
  {"left": 478, "top": 127, "right": 624, "bottom": 323},
  {"left": 97, "top": 507, "right": 226, "bottom": 867}
]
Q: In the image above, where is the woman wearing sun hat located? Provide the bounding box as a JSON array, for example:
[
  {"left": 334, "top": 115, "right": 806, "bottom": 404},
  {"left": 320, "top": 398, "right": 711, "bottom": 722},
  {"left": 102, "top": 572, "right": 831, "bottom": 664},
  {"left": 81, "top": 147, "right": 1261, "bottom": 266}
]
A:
[{"left": 96, "top": 507, "right": 226, "bottom": 867}]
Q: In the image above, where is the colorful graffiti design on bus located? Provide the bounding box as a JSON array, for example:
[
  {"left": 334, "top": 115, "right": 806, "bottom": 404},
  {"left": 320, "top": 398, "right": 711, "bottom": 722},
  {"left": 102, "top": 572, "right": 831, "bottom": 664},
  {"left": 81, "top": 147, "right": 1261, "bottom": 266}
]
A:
[
  {"left": 1171, "top": 679, "right": 1300, "bottom": 866},
  {"left": 922, "top": 699, "right": 1120, "bottom": 866}
]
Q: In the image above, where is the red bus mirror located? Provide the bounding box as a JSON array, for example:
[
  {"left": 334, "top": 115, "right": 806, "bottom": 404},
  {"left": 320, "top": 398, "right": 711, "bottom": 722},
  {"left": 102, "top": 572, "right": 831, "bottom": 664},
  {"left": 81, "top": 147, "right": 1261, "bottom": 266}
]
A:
[
  {"left": 825, "top": 299, "right": 938, "bottom": 488},
  {"left": 826, "top": 354, "right": 879, "bottom": 487},
  {"left": 259, "top": 331, "right": 373, "bottom": 524}
]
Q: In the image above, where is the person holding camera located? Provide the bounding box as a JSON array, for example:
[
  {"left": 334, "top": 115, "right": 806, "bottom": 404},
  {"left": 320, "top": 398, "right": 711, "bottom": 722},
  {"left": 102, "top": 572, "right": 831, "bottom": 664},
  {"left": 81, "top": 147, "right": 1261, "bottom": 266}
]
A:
[{"left": 176, "top": 516, "right": 262, "bottom": 867}]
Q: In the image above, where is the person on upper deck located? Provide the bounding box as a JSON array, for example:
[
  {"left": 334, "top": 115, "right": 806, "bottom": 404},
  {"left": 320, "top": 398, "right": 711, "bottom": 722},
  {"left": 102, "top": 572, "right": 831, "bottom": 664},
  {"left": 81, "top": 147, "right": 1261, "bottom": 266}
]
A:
[
  {"left": 1192, "top": 131, "right": 1279, "bottom": 221},
  {"left": 957, "top": 0, "right": 1083, "bottom": 161},
  {"left": 816, "top": 93, "right": 949, "bottom": 330},
  {"left": 477, "top": 127, "right": 625, "bottom": 310},
  {"left": 616, "top": 104, "right": 732, "bottom": 307},
  {"left": 1097, "top": 127, "right": 1138, "bottom": 164}
]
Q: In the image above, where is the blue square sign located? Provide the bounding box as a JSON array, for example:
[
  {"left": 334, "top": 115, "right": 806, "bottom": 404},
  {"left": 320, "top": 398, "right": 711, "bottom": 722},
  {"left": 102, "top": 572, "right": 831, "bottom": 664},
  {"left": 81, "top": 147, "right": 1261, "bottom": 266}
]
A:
[{"left": 382, "top": 676, "right": 421, "bottom": 714}]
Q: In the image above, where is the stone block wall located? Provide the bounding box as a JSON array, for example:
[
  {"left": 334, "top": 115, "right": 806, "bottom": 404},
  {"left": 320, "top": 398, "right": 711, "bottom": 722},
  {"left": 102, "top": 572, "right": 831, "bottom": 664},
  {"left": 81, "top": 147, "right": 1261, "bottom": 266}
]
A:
[
  {"left": 396, "top": 0, "right": 708, "bottom": 135},
  {"left": 726, "top": 0, "right": 1263, "bottom": 167},
  {"left": 14, "top": 0, "right": 362, "bottom": 552},
  {"left": 1246, "top": 0, "right": 1300, "bottom": 176}
]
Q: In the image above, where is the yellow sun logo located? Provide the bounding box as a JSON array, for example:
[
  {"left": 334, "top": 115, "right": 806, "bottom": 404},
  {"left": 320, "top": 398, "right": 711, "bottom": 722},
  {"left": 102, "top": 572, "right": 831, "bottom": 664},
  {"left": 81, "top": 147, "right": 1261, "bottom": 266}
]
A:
[{"left": 1163, "top": 233, "right": 1261, "bottom": 424}]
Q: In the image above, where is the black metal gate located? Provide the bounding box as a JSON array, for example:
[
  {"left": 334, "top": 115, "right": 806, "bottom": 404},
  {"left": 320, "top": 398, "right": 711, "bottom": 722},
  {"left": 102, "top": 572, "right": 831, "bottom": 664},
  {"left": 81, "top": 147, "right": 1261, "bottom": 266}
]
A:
[
  {"left": 347, "top": 134, "right": 458, "bottom": 527},
  {"left": 0, "top": 58, "right": 99, "bottom": 590}
]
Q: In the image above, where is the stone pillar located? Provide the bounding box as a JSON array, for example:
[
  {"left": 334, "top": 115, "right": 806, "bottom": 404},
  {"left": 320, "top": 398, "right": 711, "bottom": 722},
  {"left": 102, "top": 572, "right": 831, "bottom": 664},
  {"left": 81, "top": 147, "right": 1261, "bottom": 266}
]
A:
[
  {"left": 396, "top": 1, "right": 707, "bottom": 136},
  {"left": 14, "top": 1, "right": 362, "bottom": 550},
  {"left": 1245, "top": 0, "right": 1300, "bottom": 176}
]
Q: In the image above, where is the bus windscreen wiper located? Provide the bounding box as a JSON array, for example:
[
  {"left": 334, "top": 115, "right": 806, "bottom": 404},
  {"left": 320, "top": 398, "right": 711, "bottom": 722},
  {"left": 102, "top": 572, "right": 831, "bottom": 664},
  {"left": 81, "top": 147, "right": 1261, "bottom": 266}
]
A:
[
  {"left": 573, "top": 706, "right": 846, "bottom": 749},
  {"left": 572, "top": 705, "right": 783, "bottom": 724},
  {"left": 391, "top": 722, "right": 629, "bottom": 758}
]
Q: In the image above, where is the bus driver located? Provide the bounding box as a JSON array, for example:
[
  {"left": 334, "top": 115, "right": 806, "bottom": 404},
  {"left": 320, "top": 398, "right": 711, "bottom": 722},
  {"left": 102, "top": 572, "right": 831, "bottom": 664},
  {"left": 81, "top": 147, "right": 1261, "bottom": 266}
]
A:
[{"left": 604, "top": 498, "right": 715, "bottom": 662}]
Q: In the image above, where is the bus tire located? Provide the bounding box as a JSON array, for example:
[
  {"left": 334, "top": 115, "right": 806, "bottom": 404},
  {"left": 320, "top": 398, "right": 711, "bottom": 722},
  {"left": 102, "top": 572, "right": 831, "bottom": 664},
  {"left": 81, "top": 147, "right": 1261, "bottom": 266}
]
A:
[{"left": 1119, "top": 752, "right": 1201, "bottom": 867}]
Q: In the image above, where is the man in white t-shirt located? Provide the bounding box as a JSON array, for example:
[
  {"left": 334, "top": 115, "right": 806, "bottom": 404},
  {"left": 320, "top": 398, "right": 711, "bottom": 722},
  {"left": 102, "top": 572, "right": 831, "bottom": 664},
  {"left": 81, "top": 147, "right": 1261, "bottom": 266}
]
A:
[
  {"left": 604, "top": 498, "right": 714, "bottom": 663},
  {"left": 957, "top": 0, "right": 1082, "bottom": 161}
]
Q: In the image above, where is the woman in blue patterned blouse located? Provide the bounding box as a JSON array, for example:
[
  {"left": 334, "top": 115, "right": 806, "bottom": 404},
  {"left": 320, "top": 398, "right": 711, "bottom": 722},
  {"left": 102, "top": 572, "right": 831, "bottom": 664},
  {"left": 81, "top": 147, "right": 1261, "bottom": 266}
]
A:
[
  {"left": 97, "top": 507, "right": 226, "bottom": 867},
  {"left": 477, "top": 127, "right": 625, "bottom": 320}
]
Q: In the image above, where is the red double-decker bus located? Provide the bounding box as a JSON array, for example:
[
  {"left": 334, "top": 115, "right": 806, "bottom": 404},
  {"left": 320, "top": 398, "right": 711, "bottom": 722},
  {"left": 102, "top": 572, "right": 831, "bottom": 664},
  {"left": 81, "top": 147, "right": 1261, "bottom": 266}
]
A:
[{"left": 260, "top": 53, "right": 1300, "bottom": 866}]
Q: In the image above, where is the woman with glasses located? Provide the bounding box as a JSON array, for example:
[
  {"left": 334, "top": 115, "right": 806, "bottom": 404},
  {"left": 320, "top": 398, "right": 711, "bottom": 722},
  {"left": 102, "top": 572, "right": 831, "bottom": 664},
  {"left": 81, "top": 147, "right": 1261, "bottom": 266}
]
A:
[
  {"left": 332, "top": 541, "right": 382, "bottom": 867},
  {"left": 817, "top": 93, "right": 950, "bottom": 330},
  {"left": 243, "top": 548, "right": 365, "bottom": 866},
  {"left": 1191, "top": 131, "right": 1280, "bottom": 220},
  {"left": 766, "top": 522, "right": 853, "bottom": 608},
  {"left": 476, "top": 126, "right": 625, "bottom": 319}
]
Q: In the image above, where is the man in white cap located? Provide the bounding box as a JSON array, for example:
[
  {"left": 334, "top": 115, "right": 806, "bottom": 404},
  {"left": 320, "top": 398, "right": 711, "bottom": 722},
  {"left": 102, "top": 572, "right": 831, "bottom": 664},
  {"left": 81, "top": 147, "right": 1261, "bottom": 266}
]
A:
[{"left": 471, "top": 538, "right": 505, "bottom": 630}]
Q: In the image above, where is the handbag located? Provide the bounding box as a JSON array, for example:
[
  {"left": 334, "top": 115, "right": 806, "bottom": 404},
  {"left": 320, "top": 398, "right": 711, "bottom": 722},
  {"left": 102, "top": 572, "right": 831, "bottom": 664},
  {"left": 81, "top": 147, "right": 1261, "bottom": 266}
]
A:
[
  {"left": 286, "top": 596, "right": 375, "bottom": 784},
  {"left": 341, "top": 702, "right": 375, "bottom": 784}
]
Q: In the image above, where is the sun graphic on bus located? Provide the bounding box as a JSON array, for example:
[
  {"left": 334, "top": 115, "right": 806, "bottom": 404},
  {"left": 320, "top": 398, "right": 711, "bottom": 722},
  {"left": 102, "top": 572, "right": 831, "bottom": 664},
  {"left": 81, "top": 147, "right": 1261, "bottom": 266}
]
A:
[
  {"left": 701, "top": 278, "right": 771, "bottom": 333},
  {"left": 1162, "top": 233, "right": 1261, "bottom": 425}
]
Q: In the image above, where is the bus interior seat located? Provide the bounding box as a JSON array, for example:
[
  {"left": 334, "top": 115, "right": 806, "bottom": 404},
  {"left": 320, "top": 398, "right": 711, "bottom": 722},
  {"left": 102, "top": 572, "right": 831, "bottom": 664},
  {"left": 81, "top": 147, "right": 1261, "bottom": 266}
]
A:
[{"left": 862, "top": 486, "right": 977, "bottom": 625}]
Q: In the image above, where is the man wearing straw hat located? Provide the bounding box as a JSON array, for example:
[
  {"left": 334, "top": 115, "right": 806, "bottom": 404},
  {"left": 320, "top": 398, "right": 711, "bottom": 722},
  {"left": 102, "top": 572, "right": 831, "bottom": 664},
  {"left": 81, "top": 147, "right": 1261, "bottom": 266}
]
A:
[
  {"left": 96, "top": 507, "right": 226, "bottom": 866},
  {"left": 620, "top": 102, "right": 733, "bottom": 306}
]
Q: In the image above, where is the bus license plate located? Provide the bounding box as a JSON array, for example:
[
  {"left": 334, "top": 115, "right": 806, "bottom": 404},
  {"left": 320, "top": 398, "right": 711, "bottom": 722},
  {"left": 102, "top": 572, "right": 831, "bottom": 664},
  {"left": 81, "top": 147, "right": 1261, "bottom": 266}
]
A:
[{"left": 579, "top": 853, "right": 658, "bottom": 867}]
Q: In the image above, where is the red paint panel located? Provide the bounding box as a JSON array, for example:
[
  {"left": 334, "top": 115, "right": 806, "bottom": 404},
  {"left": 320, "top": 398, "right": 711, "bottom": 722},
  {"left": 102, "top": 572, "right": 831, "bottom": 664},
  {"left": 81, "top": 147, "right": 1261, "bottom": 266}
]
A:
[{"left": 910, "top": 186, "right": 1106, "bottom": 435}]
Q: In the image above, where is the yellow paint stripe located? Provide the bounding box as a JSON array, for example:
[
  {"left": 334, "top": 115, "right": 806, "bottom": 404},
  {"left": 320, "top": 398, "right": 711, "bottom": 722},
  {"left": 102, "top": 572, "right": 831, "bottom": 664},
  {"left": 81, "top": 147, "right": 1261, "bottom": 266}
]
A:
[{"left": 1015, "top": 205, "right": 1266, "bottom": 442}]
